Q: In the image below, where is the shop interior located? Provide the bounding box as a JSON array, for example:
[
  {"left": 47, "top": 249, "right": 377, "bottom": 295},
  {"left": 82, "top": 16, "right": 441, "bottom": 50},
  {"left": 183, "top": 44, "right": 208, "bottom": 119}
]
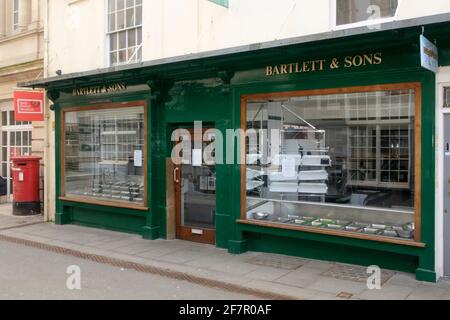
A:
[
  {"left": 245, "top": 89, "right": 416, "bottom": 239},
  {"left": 63, "top": 106, "right": 145, "bottom": 205}
]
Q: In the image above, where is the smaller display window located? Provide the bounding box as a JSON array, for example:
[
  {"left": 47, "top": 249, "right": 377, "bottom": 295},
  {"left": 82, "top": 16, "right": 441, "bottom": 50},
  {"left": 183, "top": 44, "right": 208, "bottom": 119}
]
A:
[{"left": 61, "top": 101, "right": 147, "bottom": 209}]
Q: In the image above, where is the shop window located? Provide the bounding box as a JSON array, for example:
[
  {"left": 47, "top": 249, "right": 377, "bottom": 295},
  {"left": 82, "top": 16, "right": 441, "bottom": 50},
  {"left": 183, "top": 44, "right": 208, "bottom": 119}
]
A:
[
  {"left": 62, "top": 104, "right": 146, "bottom": 207},
  {"left": 12, "top": 0, "right": 19, "bottom": 31},
  {"left": 243, "top": 84, "right": 420, "bottom": 243},
  {"left": 335, "top": 0, "right": 398, "bottom": 27},
  {"left": 107, "top": 0, "right": 143, "bottom": 66}
]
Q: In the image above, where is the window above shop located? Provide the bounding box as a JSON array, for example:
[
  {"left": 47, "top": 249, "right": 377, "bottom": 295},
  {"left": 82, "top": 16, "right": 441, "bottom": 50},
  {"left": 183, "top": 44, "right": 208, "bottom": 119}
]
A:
[
  {"left": 242, "top": 83, "right": 421, "bottom": 245},
  {"left": 12, "top": 0, "right": 19, "bottom": 31},
  {"left": 107, "top": 0, "right": 143, "bottom": 67},
  {"left": 208, "top": 0, "right": 229, "bottom": 8},
  {"left": 62, "top": 102, "right": 147, "bottom": 209},
  {"left": 333, "top": 0, "right": 399, "bottom": 29}
]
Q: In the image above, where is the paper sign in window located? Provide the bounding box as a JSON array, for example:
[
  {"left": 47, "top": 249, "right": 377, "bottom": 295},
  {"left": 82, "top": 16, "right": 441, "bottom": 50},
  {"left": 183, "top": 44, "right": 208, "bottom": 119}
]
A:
[
  {"left": 192, "top": 149, "right": 202, "bottom": 167},
  {"left": 134, "top": 150, "right": 142, "bottom": 167},
  {"left": 281, "top": 157, "right": 297, "bottom": 178}
]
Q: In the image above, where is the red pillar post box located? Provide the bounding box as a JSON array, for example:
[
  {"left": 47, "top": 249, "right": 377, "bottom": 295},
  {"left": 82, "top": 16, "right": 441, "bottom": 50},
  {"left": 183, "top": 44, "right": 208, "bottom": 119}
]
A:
[{"left": 11, "top": 156, "right": 42, "bottom": 216}]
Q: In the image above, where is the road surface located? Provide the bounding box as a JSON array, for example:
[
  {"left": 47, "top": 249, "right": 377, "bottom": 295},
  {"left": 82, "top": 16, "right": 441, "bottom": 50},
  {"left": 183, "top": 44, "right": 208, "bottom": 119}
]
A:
[{"left": 0, "top": 240, "right": 259, "bottom": 300}]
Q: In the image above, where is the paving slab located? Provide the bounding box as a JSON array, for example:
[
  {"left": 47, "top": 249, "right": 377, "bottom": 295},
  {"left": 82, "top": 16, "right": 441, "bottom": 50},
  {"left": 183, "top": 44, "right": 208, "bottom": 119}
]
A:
[
  {"left": 184, "top": 252, "right": 234, "bottom": 268},
  {"left": 111, "top": 241, "right": 166, "bottom": 255},
  {"left": 406, "top": 285, "right": 448, "bottom": 300},
  {"left": 87, "top": 236, "right": 143, "bottom": 250},
  {"left": 0, "top": 213, "right": 43, "bottom": 230},
  {"left": 386, "top": 273, "right": 420, "bottom": 288},
  {"left": 356, "top": 284, "right": 415, "bottom": 300},
  {"left": 135, "top": 246, "right": 188, "bottom": 259},
  {"left": 156, "top": 247, "right": 219, "bottom": 264},
  {"left": 242, "top": 265, "right": 292, "bottom": 282},
  {"left": 302, "top": 259, "right": 335, "bottom": 271},
  {"left": 244, "top": 279, "right": 322, "bottom": 300},
  {"left": 274, "top": 267, "right": 327, "bottom": 288},
  {"left": 306, "top": 276, "right": 368, "bottom": 295},
  {"left": 206, "top": 260, "right": 260, "bottom": 276}
]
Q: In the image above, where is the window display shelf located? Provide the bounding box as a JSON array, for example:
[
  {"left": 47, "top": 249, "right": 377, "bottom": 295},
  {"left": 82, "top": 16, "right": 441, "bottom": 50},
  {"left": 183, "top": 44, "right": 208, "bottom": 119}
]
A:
[
  {"left": 245, "top": 198, "right": 416, "bottom": 241},
  {"left": 268, "top": 182, "right": 298, "bottom": 193},
  {"left": 298, "top": 170, "right": 328, "bottom": 181},
  {"left": 98, "top": 160, "right": 129, "bottom": 166},
  {"left": 298, "top": 183, "right": 328, "bottom": 194},
  {"left": 101, "top": 131, "right": 137, "bottom": 135}
]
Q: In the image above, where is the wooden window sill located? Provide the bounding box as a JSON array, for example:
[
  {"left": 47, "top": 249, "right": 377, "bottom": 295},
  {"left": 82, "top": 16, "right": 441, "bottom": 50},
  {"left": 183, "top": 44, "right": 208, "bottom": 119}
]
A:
[
  {"left": 237, "top": 219, "right": 426, "bottom": 248},
  {"left": 59, "top": 196, "right": 149, "bottom": 211}
]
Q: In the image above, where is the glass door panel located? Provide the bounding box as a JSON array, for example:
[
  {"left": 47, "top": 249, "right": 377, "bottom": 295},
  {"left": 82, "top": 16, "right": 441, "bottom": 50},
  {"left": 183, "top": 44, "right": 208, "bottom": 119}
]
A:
[{"left": 174, "top": 127, "right": 216, "bottom": 244}]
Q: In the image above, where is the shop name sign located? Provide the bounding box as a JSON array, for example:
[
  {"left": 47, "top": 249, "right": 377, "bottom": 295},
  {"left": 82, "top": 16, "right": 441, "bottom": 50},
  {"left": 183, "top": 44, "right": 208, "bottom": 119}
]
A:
[
  {"left": 72, "top": 82, "right": 127, "bottom": 96},
  {"left": 265, "top": 52, "right": 383, "bottom": 76},
  {"left": 420, "top": 35, "right": 438, "bottom": 73}
]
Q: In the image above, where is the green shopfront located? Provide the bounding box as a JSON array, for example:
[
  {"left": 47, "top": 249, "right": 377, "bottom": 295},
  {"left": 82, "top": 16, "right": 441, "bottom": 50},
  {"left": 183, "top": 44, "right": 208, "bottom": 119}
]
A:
[{"left": 21, "top": 20, "right": 450, "bottom": 282}]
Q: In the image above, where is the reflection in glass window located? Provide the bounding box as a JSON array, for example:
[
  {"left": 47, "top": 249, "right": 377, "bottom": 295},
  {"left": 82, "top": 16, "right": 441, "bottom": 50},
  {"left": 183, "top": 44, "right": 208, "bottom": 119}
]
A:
[
  {"left": 12, "top": 0, "right": 19, "bottom": 31},
  {"left": 336, "top": 0, "right": 398, "bottom": 26},
  {"left": 64, "top": 106, "right": 145, "bottom": 205},
  {"left": 245, "top": 88, "right": 417, "bottom": 240}
]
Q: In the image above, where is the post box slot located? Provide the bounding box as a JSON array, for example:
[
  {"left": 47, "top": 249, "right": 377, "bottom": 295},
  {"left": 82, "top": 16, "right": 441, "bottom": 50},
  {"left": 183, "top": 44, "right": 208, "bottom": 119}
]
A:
[{"left": 17, "top": 163, "right": 27, "bottom": 166}]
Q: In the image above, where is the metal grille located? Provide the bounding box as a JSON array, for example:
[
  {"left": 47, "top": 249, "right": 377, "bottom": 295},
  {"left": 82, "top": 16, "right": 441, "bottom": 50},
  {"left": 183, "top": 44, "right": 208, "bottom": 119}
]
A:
[
  {"left": 245, "top": 253, "right": 305, "bottom": 270},
  {"left": 321, "top": 264, "right": 394, "bottom": 284},
  {"left": 0, "top": 234, "right": 298, "bottom": 300}
]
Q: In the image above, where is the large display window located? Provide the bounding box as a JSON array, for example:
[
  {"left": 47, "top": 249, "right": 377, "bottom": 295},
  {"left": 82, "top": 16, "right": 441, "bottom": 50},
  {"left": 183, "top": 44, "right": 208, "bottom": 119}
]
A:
[
  {"left": 241, "top": 83, "right": 422, "bottom": 245},
  {"left": 61, "top": 101, "right": 147, "bottom": 209}
]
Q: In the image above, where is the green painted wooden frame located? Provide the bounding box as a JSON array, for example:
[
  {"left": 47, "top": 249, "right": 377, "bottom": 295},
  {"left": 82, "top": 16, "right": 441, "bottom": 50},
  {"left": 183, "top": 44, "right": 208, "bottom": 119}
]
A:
[
  {"left": 54, "top": 91, "right": 159, "bottom": 238},
  {"left": 228, "top": 68, "right": 435, "bottom": 282}
]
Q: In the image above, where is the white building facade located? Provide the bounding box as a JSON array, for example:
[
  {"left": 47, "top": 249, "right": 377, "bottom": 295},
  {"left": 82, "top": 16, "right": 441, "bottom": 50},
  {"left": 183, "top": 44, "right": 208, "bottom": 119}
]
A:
[
  {"left": 31, "top": 0, "right": 450, "bottom": 281},
  {"left": 46, "top": 0, "right": 450, "bottom": 74},
  {"left": 0, "top": 0, "right": 45, "bottom": 205}
]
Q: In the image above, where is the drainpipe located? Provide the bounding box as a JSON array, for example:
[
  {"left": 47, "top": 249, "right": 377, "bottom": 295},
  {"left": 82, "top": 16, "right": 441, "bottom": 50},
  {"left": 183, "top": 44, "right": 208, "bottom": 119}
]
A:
[{"left": 43, "top": 0, "right": 50, "bottom": 222}]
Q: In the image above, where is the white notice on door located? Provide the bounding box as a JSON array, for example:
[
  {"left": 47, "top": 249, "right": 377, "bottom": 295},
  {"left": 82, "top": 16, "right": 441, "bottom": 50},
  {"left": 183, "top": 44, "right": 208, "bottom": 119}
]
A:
[
  {"left": 192, "top": 149, "right": 202, "bottom": 167},
  {"left": 134, "top": 150, "right": 142, "bottom": 167},
  {"left": 281, "top": 156, "right": 297, "bottom": 178}
]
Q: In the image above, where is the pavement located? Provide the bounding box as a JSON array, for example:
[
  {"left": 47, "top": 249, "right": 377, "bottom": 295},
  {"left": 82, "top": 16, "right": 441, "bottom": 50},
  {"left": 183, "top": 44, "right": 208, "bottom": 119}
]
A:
[
  {"left": 0, "top": 203, "right": 450, "bottom": 300},
  {"left": 0, "top": 203, "right": 43, "bottom": 231}
]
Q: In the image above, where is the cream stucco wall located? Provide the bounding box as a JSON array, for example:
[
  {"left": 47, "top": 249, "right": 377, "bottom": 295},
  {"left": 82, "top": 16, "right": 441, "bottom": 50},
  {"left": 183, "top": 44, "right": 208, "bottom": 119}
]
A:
[
  {"left": 0, "top": 0, "right": 46, "bottom": 213},
  {"left": 396, "top": 0, "right": 450, "bottom": 20},
  {"left": 48, "top": 0, "right": 331, "bottom": 74},
  {"left": 143, "top": 0, "right": 330, "bottom": 60},
  {"left": 47, "top": 0, "right": 450, "bottom": 75},
  {"left": 46, "top": 0, "right": 105, "bottom": 75}
]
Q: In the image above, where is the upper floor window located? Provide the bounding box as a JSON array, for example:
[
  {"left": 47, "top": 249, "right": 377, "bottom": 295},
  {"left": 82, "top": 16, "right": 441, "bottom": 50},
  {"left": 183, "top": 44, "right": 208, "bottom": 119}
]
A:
[
  {"left": 107, "top": 0, "right": 143, "bottom": 66},
  {"left": 208, "top": 0, "right": 229, "bottom": 8},
  {"left": 12, "top": 0, "right": 19, "bottom": 31},
  {"left": 335, "top": 0, "right": 398, "bottom": 28}
]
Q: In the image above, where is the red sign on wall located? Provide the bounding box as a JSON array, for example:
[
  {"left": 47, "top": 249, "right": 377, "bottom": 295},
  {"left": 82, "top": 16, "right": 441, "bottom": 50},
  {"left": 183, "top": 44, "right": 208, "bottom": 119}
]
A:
[{"left": 13, "top": 90, "right": 44, "bottom": 121}]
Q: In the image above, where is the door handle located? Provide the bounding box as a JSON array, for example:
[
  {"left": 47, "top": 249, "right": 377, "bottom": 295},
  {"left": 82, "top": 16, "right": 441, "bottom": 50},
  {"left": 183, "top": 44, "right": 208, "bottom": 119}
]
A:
[{"left": 173, "top": 167, "right": 180, "bottom": 184}]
